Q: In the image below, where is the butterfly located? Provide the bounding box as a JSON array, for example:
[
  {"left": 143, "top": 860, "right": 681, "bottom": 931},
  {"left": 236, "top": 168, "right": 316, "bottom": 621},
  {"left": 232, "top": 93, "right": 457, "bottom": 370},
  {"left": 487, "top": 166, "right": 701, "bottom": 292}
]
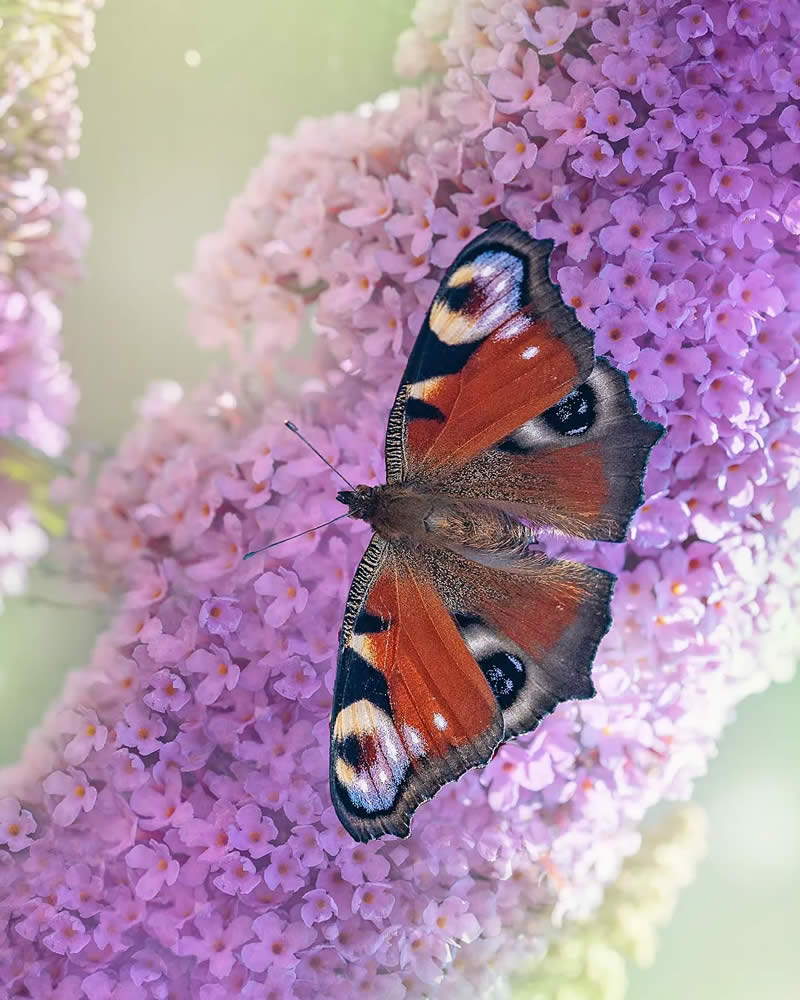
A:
[{"left": 329, "top": 221, "right": 663, "bottom": 842}]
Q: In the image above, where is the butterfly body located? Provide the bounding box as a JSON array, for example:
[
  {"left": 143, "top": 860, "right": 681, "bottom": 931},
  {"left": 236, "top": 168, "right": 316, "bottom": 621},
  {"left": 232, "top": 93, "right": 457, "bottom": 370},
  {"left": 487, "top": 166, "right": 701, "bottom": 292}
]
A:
[
  {"left": 328, "top": 222, "right": 663, "bottom": 842},
  {"left": 337, "top": 485, "right": 529, "bottom": 559},
  {"left": 336, "top": 484, "right": 430, "bottom": 542}
]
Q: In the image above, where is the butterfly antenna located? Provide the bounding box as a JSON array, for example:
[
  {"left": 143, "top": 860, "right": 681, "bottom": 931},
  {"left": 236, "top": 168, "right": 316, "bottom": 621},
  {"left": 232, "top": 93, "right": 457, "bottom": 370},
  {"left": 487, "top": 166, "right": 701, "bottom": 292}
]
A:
[
  {"left": 283, "top": 420, "right": 355, "bottom": 489},
  {"left": 243, "top": 513, "right": 350, "bottom": 559}
]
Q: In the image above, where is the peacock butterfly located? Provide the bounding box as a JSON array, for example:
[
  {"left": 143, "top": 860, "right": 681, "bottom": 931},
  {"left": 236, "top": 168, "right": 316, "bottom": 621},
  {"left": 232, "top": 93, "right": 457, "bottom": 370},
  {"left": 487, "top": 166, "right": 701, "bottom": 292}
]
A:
[{"left": 318, "top": 221, "right": 663, "bottom": 841}]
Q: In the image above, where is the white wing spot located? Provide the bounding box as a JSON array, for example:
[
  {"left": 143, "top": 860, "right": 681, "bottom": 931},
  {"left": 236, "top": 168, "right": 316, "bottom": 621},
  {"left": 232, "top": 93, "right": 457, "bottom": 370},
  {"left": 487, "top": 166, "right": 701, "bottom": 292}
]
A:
[
  {"left": 494, "top": 314, "right": 529, "bottom": 341},
  {"left": 522, "top": 345, "right": 540, "bottom": 359},
  {"left": 403, "top": 724, "right": 427, "bottom": 758},
  {"left": 433, "top": 713, "right": 448, "bottom": 731},
  {"left": 383, "top": 732, "right": 401, "bottom": 762},
  {"left": 485, "top": 302, "right": 509, "bottom": 326}
]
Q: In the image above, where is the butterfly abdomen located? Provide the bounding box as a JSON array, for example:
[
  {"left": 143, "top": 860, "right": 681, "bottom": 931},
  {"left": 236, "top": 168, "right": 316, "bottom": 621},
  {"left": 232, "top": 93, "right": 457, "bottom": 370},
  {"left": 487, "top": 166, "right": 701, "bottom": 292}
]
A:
[{"left": 422, "top": 503, "right": 532, "bottom": 561}]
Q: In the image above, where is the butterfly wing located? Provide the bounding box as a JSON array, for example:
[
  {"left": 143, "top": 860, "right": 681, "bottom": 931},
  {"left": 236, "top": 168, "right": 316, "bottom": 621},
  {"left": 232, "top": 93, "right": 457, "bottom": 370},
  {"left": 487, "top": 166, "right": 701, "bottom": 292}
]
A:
[
  {"left": 385, "top": 221, "right": 595, "bottom": 483},
  {"left": 437, "top": 359, "right": 664, "bottom": 541},
  {"left": 385, "top": 220, "right": 662, "bottom": 542},
  {"left": 330, "top": 532, "right": 611, "bottom": 840},
  {"left": 331, "top": 223, "right": 660, "bottom": 840},
  {"left": 415, "top": 540, "right": 613, "bottom": 740},
  {"left": 330, "top": 535, "right": 503, "bottom": 841}
]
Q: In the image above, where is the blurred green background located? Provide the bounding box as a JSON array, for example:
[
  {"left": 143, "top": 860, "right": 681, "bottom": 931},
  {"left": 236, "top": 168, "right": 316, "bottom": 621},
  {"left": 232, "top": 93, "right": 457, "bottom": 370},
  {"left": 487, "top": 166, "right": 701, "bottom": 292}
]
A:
[{"left": 1, "top": 2, "right": 797, "bottom": 996}]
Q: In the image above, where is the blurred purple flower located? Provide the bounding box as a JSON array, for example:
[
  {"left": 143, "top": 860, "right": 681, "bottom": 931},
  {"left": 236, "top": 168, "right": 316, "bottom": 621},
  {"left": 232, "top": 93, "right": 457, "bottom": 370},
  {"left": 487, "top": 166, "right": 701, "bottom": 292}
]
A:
[
  {"left": 0, "top": 796, "right": 36, "bottom": 852},
  {"left": 0, "top": 0, "right": 101, "bottom": 602},
  {"left": 125, "top": 841, "right": 180, "bottom": 901}
]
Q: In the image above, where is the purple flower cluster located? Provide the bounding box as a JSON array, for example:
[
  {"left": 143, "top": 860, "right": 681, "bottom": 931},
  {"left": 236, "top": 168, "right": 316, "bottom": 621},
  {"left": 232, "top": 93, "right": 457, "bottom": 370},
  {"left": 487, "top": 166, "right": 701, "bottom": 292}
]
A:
[
  {"left": 3, "top": 1, "right": 800, "bottom": 996},
  {"left": 0, "top": 0, "right": 100, "bottom": 600},
  {"left": 1, "top": 0, "right": 103, "bottom": 176},
  {"left": 510, "top": 805, "right": 706, "bottom": 996},
  {"left": 2, "top": 377, "right": 639, "bottom": 997},
  {"left": 0, "top": 284, "right": 80, "bottom": 458}
]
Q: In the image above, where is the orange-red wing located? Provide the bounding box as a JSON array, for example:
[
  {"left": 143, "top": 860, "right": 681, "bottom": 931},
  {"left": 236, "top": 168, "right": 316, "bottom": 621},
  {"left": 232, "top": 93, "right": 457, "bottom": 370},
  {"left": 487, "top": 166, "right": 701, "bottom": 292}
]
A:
[
  {"left": 437, "top": 359, "right": 664, "bottom": 542},
  {"left": 422, "top": 544, "right": 613, "bottom": 740},
  {"left": 384, "top": 222, "right": 595, "bottom": 483},
  {"left": 330, "top": 533, "right": 613, "bottom": 841},
  {"left": 330, "top": 536, "right": 503, "bottom": 842}
]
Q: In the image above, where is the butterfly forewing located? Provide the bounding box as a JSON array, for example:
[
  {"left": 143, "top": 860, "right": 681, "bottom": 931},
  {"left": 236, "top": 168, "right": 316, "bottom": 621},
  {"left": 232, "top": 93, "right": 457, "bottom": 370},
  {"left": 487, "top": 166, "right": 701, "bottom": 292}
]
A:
[
  {"left": 331, "top": 536, "right": 503, "bottom": 841},
  {"left": 385, "top": 222, "right": 596, "bottom": 483}
]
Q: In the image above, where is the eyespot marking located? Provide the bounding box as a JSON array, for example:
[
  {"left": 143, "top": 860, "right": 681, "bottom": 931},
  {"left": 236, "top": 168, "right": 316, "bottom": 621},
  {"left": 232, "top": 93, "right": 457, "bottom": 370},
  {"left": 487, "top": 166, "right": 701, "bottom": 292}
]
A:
[
  {"left": 429, "top": 250, "right": 525, "bottom": 345},
  {"left": 543, "top": 384, "right": 596, "bottom": 436},
  {"left": 479, "top": 651, "right": 526, "bottom": 711},
  {"left": 332, "top": 700, "right": 410, "bottom": 814}
]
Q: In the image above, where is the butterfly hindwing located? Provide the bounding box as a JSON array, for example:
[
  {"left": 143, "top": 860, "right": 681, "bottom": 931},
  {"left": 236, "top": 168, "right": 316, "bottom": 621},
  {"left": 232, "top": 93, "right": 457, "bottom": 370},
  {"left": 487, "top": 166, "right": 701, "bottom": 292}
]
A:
[
  {"left": 385, "top": 222, "right": 595, "bottom": 483},
  {"left": 416, "top": 542, "right": 613, "bottom": 739},
  {"left": 437, "top": 359, "right": 664, "bottom": 541},
  {"left": 331, "top": 535, "right": 503, "bottom": 841}
]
